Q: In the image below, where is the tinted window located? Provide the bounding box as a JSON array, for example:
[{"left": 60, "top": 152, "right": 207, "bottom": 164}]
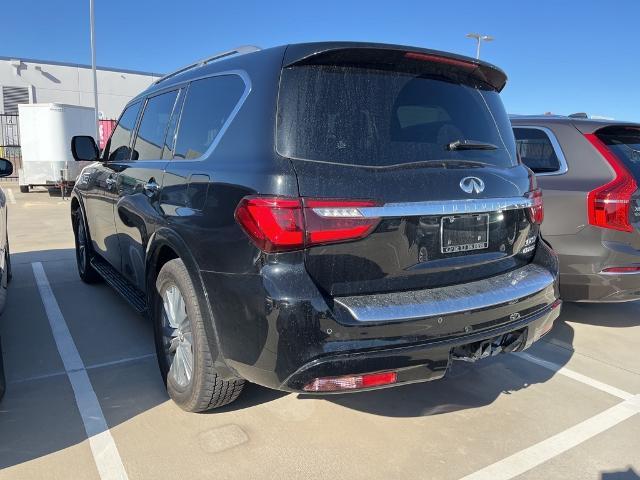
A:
[
  {"left": 597, "top": 126, "right": 640, "bottom": 177},
  {"left": 276, "top": 65, "right": 516, "bottom": 168},
  {"left": 514, "top": 128, "right": 561, "bottom": 173},
  {"left": 105, "top": 102, "right": 141, "bottom": 162},
  {"left": 133, "top": 90, "right": 179, "bottom": 160},
  {"left": 174, "top": 75, "right": 245, "bottom": 159}
]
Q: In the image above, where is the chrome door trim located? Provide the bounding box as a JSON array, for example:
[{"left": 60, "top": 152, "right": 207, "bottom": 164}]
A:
[
  {"left": 357, "top": 196, "right": 534, "bottom": 218},
  {"left": 334, "top": 264, "right": 556, "bottom": 323}
]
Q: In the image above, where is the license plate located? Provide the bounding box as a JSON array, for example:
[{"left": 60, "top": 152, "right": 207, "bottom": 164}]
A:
[{"left": 440, "top": 214, "right": 490, "bottom": 254}]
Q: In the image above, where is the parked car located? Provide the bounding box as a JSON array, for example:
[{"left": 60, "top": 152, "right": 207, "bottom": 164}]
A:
[
  {"left": 70, "top": 42, "right": 561, "bottom": 412},
  {"left": 0, "top": 157, "right": 15, "bottom": 401},
  {"left": 512, "top": 116, "right": 640, "bottom": 302}
]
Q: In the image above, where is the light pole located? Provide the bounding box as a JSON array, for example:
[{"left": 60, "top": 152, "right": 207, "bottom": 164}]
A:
[
  {"left": 90, "top": 0, "right": 99, "bottom": 141},
  {"left": 466, "top": 33, "right": 494, "bottom": 59}
]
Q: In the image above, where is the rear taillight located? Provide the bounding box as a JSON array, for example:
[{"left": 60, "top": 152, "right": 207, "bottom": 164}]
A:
[
  {"left": 584, "top": 133, "right": 638, "bottom": 233},
  {"left": 234, "top": 196, "right": 380, "bottom": 253},
  {"left": 303, "top": 371, "right": 398, "bottom": 392},
  {"left": 527, "top": 188, "right": 544, "bottom": 224}
]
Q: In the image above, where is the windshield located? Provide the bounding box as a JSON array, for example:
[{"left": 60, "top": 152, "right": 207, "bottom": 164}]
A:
[{"left": 276, "top": 65, "right": 517, "bottom": 168}]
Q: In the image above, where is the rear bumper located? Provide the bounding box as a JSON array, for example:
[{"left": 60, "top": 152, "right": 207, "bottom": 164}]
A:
[
  {"left": 201, "top": 241, "right": 560, "bottom": 392},
  {"left": 281, "top": 299, "right": 561, "bottom": 392},
  {"left": 553, "top": 233, "right": 640, "bottom": 302}
]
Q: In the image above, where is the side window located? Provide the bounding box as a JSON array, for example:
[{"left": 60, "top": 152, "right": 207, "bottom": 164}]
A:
[
  {"left": 104, "top": 102, "right": 141, "bottom": 162},
  {"left": 514, "top": 127, "right": 562, "bottom": 174},
  {"left": 173, "top": 75, "right": 245, "bottom": 160},
  {"left": 132, "top": 90, "right": 179, "bottom": 160}
]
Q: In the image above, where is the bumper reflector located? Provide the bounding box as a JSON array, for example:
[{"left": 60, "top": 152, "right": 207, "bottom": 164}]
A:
[
  {"left": 601, "top": 266, "right": 640, "bottom": 274},
  {"left": 303, "top": 371, "right": 398, "bottom": 392}
]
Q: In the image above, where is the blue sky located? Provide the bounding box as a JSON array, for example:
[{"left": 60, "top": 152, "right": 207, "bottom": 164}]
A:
[{"left": 4, "top": 0, "right": 639, "bottom": 121}]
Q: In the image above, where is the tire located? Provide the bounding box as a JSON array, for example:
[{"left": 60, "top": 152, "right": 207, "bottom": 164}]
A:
[
  {"left": 73, "top": 209, "right": 101, "bottom": 283},
  {"left": 153, "top": 258, "right": 244, "bottom": 412},
  {"left": 19, "top": 185, "right": 28, "bottom": 193}
]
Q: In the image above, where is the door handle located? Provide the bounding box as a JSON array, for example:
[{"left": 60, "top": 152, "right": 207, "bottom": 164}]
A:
[{"left": 143, "top": 180, "right": 159, "bottom": 197}]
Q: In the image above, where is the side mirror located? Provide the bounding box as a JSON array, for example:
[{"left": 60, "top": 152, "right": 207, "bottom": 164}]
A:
[
  {"left": 0, "top": 158, "right": 13, "bottom": 178},
  {"left": 71, "top": 136, "right": 99, "bottom": 162}
]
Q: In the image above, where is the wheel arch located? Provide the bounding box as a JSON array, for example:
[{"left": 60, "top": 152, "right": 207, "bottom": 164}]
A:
[{"left": 145, "top": 228, "right": 239, "bottom": 380}]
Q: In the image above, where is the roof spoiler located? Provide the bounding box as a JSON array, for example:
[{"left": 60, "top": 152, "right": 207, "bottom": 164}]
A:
[{"left": 283, "top": 43, "right": 508, "bottom": 91}]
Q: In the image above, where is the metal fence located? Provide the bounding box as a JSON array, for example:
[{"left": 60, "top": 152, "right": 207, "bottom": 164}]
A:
[{"left": 0, "top": 114, "right": 21, "bottom": 181}]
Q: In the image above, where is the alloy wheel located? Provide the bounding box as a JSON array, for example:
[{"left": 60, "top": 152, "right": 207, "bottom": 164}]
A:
[{"left": 162, "top": 284, "right": 193, "bottom": 388}]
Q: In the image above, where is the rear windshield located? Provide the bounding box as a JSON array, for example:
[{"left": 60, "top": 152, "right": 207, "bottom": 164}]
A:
[
  {"left": 597, "top": 126, "right": 640, "bottom": 177},
  {"left": 276, "top": 65, "right": 517, "bottom": 168}
]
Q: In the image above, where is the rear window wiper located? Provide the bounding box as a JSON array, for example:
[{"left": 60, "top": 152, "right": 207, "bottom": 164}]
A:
[{"left": 447, "top": 139, "right": 499, "bottom": 151}]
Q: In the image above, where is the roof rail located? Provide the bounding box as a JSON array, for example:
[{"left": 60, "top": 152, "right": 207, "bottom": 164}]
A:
[{"left": 154, "top": 45, "right": 261, "bottom": 85}]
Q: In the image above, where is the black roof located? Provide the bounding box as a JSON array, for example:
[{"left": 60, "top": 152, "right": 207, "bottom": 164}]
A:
[{"left": 135, "top": 41, "right": 509, "bottom": 102}]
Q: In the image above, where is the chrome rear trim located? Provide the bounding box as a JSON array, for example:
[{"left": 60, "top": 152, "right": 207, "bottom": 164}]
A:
[
  {"left": 357, "top": 196, "right": 533, "bottom": 218},
  {"left": 334, "top": 264, "right": 556, "bottom": 323}
]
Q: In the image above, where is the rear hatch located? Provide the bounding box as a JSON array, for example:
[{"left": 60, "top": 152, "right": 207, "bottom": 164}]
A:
[{"left": 277, "top": 46, "right": 541, "bottom": 296}]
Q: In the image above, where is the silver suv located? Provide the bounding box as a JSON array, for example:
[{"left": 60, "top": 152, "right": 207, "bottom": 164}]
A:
[{"left": 511, "top": 115, "right": 640, "bottom": 302}]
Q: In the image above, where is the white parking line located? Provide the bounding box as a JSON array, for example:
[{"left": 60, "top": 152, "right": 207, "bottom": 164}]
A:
[
  {"left": 6, "top": 188, "right": 16, "bottom": 205},
  {"left": 460, "top": 395, "right": 640, "bottom": 480},
  {"left": 518, "top": 352, "right": 635, "bottom": 400},
  {"left": 458, "top": 352, "right": 640, "bottom": 480},
  {"left": 32, "top": 262, "right": 129, "bottom": 480}
]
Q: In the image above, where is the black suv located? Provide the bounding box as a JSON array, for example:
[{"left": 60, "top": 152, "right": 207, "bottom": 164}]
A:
[{"left": 70, "top": 42, "right": 561, "bottom": 412}]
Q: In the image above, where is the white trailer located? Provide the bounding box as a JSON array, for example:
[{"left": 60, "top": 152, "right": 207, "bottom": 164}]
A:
[{"left": 17, "top": 103, "right": 96, "bottom": 192}]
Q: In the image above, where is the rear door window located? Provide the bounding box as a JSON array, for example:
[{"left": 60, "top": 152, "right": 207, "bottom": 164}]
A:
[
  {"left": 132, "top": 90, "right": 179, "bottom": 161},
  {"left": 513, "top": 127, "right": 562, "bottom": 173},
  {"left": 276, "top": 65, "right": 517, "bottom": 168},
  {"left": 596, "top": 126, "right": 640, "bottom": 177},
  {"left": 173, "top": 75, "right": 245, "bottom": 160},
  {"left": 104, "top": 102, "right": 141, "bottom": 162}
]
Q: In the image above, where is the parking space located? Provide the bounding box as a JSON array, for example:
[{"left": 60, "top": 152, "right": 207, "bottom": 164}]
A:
[{"left": 0, "top": 184, "right": 638, "bottom": 480}]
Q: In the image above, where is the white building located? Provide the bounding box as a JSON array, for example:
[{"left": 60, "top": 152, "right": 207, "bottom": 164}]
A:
[{"left": 0, "top": 56, "right": 161, "bottom": 119}]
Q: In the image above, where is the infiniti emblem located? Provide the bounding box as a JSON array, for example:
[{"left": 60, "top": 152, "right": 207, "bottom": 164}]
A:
[{"left": 460, "top": 176, "right": 485, "bottom": 194}]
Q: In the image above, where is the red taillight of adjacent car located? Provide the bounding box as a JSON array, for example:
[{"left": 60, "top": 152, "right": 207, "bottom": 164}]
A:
[
  {"left": 303, "top": 371, "right": 398, "bottom": 392},
  {"left": 234, "top": 196, "right": 380, "bottom": 253},
  {"left": 527, "top": 188, "right": 544, "bottom": 224},
  {"left": 584, "top": 133, "right": 638, "bottom": 233}
]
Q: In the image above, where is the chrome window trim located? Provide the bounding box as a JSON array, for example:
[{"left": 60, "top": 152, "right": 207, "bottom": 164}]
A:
[
  {"left": 513, "top": 125, "right": 569, "bottom": 176},
  {"left": 334, "top": 264, "right": 556, "bottom": 323},
  {"left": 161, "top": 69, "right": 252, "bottom": 163},
  {"left": 357, "top": 196, "right": 534, "bottom": 218}
]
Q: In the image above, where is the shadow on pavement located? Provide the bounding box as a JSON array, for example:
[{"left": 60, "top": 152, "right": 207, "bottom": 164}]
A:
[
  {"left": 602, "top": 467, "right": 640, "bottom": 479},
  {"left": 558, "top": 301, "right": 640, "bottom": 328}
]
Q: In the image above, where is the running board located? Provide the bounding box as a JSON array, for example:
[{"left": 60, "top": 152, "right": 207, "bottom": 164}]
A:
[{"left": 90, "top": 257, "right": 148, "bottom": 314}]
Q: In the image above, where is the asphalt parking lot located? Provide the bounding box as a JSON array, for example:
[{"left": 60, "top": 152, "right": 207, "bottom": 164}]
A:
[{"left": 0, "top": 184, "right": 638, "bottom": 480}]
